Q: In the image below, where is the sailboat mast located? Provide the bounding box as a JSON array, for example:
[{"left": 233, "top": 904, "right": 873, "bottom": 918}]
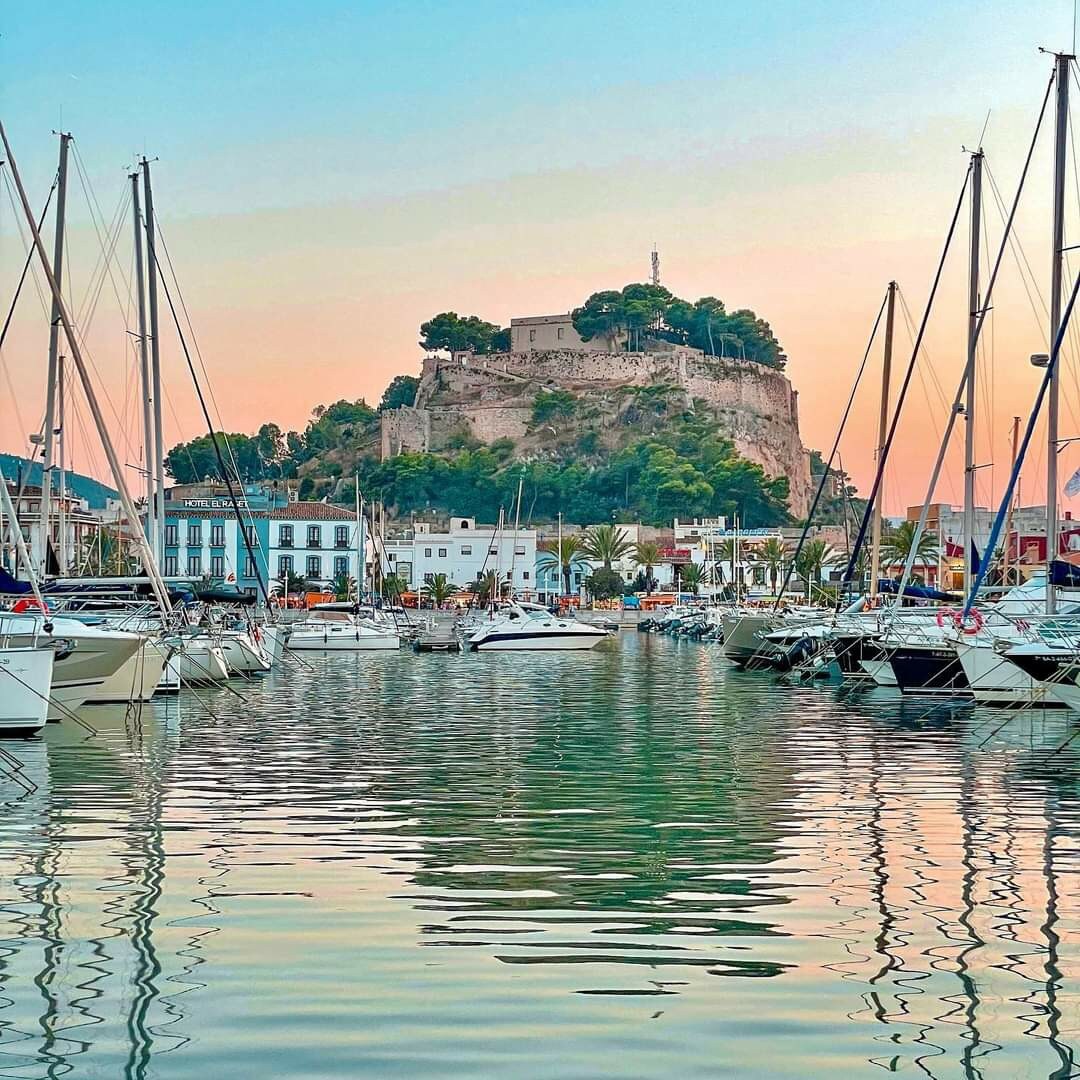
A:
[
  {"left": 962, "top": 150, "right": 983, "bottom": 596},
  {"left": 141, "top": 158, "right": 167, "bottom": 567},
  {"left": 1047, "top": 52, "right": 1072, "bottom": 613},
  {"left": 38, "top": 131, "right": 71, "bottom": 575},
  {"left": 868, "top": 280, "right": 897, "bottom": 600},
  {"left": 131, "top": 171, "right": 155, "bottom": 558},
  {"left": 509, "top": 474, "right": 523, "bottom": 599},
  {"left": 57, "top": 357, "right": 67, "bottom": 573},
  {"left": 354, "top": 473, "right": 362, "bottom": 602}
]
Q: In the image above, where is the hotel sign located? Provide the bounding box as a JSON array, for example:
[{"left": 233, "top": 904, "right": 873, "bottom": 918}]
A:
[{"left": 182, "top": 499, "right": 233, "bottom": 509}]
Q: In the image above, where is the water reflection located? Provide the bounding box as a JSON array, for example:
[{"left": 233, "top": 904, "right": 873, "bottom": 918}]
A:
[{"left": 0, "top": 635, "right": 1076, "bottom": 1078}]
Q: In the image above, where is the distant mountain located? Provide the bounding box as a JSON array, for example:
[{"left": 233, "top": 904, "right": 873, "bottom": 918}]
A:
[{"left": 0, "top": 453, "right": 117, "bottom": 510}]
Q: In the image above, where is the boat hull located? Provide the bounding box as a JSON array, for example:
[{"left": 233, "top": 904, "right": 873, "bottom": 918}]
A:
[
  {"left": 0, "top": 648, "right": 54, "bottom": 735},
  {"left": 889, "top": 644, "right": 971, "bottom": 696},
  {"left": 472, "top": 630, "right": 605, "bottom": 651},
  {"left": 84, "top": 640, "right": 169, "bottom": 704},
  {"left": 288, "top": 627, "right": 400, "bottom": 651}
]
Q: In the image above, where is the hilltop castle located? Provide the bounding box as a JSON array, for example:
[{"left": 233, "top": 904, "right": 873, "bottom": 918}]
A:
[{"left": 381, "top": 312, "right": 812, "bottom": 517}]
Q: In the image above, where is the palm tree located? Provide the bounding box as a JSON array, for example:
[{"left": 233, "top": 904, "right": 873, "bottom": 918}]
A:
[
  {"left": 276, "top": 570, "right": 311, "bottom": 598},
  {"left": 422, "top": 572, "right": 455, "bottom": 607},
  {"left": 794, "top": 539, "right": 835, "bottom": 601},
  {"left": 332, "top": 571, "right": 356, "bottom": 601},
  {"left": 470, "top": 569, "right": 499, "bottom": 605},
  {"left": 381, "top": 573, "right": 407, "bottom": 601},
  {"left": 633, "top": 540, "right": 662, "bottom": 594},
  {"left": 880, "top": 521, "right": 938, "bottom": 572},
  {"left": 677, "top": 562, "right": 704, "bottom": 595},
  {"left": 538, "top": 536, "right": 586, "bottom": 595},
  {"left": 581, "top": 523, "right": 633, "bottom": 569},
  {"left": 749, "top": 536, "right": 790, "bottom": 594}
]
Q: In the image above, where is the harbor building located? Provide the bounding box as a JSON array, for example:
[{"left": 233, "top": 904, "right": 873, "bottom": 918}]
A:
[
  {"left": 157, "top": 482, "right": 363, "bottom": 594},
  {"left": 2, "top": 481, "right": 113, "bottom": 576},
  {"left": 381, "top": 517, "right": 537, "bottom": 594}
]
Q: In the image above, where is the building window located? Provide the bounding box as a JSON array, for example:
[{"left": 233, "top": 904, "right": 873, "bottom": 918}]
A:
[
  {"left": 489, "top": 546, "right": 498, "bottom": 555},
  {"left": 210, "top": 524, "right": 225, "bottom": 547},
  {"left": 574, "top": 572, "right": 581, "bottom": 585},
  {"left": 388, "top": 553, "right": 396, "bottom": 562},
  {"left": 529, "top": 329, "right": 536, "bottom": 342},
  {"left": 438, "top": 547, "right": 447, "bottom": 558},
  {"left": 244, "top": 524, "right": 257, "bottom": 546},
  {"left": 164, "top": 555, "right": 178, "bottom": 576},
  {"left": 423, "top": 572, "right": 433, "bottom": 584},
  {"left": 307, "top": 555, "right": 322, "bottom": 578},
  {"left": 187, "top": 523, "right": 202, "bottom": 546},
  {"left": 164, "top": 523, "right": 178, "bottom": 547},
  {"left": 424, "top": 547, "right": 432, "bottom": 558},
  {"left": 279, "top": 524, "right": 293, "bottom": 547},
  {"left": 515, "top": 545, "right": 526, "bottom": 555},
  {"left": 557, "top": 326, "right": 564, "bottom": 340},
  {"left": 307, "top": 525, "right": 321, "bottom": 548},
  {"left": 335, "top": 525, "right": 349, "bottom": 548},
  {"left": 460, "top": 545, "right": 472, "bottom": 556},
  {"left": 523, "top": 570, "right": 530, "bottom": 580},
  {"left": 187, "top": 554, "right": 202, "bottom": 576},
  {"left": 278, "top": 555, "right": 293, "bottom": 576},
  {"left": 244, "top": 556, "right": 256, "bottom": 578},
  {"left": 210, "top": 555, "right": 225, "bottom": 577},
  {"left": 334, "top": 556, "right": 348, "bottom": 576}
]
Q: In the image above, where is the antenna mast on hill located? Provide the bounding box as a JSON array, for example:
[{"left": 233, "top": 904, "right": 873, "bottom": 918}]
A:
[{"left": 650, "top": 246, "right": 660, "bottom": 286}]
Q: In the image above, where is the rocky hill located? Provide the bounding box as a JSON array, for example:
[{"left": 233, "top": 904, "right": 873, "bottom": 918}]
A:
[{"left": 381, "top": 343, "right": 812, "bottom": 517}]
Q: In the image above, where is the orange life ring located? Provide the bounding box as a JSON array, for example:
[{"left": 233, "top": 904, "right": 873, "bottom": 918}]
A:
[
  {"left": 935, "top": 607, "right": 954, "bottom": 628},
  {"left": 952, "top": 608, "right": 984, "bottom": 635}
]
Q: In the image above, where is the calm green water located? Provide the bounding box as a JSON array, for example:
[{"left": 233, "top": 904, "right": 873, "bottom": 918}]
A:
[{"left": 1, "top": 633, "right": 1078, "bottom": 1079}]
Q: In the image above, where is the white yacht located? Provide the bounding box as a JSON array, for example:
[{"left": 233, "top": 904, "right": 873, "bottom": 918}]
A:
[
  {"left": 466, "top": 603, "right": 609, "bottom": 651},
  {"left": 0, "top": 645, "right": 55, "bottom": 736},
  {"left": 0, "top": 612, "right": 142, "bottom": 717}
]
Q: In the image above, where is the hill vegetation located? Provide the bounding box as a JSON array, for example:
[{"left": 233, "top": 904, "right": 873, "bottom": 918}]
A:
[{"left": 0, "top": 453, "right": 117, "bottom": 509}]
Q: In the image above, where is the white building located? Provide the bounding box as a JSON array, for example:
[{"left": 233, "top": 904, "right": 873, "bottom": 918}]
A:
[{"left": 381, "top": 517, "right": 537, "bottom": 594}]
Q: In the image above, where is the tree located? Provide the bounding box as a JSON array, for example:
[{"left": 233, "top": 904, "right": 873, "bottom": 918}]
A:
[
  {"left": 419, "top": 312, "right": 506, "bottom": 355},
  {"left": 422, "top": 572, "right": 455, "bottom": 606},
  {"left": 581, "top": 523, "right": 633, "bottom": 568},
  {"left": 531, "top": 389, "right": 577, "bottom": 427},
  {"left": 380, "top": 375, "right": 419, "bottom": 411},
  {"left": 676, "top": 562, "right": 705, "bottom": 595},
  {"left": 634, "top": 540, "right": 663, "bottom": 594},
  {"left": 538, "top": 536, "right": 587, "bottom": 596},
  {"left": 586, "top": 567, "right": 625, "bottom": 601},
  {"left": 470, "top": 569, "right": 499, "bottom": 605},
  {"left": 749, "top": 537, "right": 791, "bottom": 594},
  {"left": 794, "top": 539, "right": 835, "bottom": 600},
  {"left": 276, "top": 570, "right": 311, "bottom": 595},
  {"left": 381, "top": 573, "right": 407, "bottom": 600},
  {"left": 880, "top": 521, "right": 939, "bottom": 572},
  {"left": 332, "top": 571, "right": 356, "bottom": 601}
]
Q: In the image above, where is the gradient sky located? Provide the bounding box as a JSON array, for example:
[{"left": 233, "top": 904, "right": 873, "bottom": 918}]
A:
[{"left": 3, "top": 0, "right": 1080, "bottom": 515}]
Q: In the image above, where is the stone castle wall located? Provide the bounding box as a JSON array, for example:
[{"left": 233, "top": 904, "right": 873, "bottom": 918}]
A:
[{"left": 388, "top": 348, "right": 812, "bottom": 515}]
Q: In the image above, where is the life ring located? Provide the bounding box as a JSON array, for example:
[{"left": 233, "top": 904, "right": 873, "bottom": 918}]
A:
[
  {"left": 952, "top": 608, "right": 984, "bottom": 635},
  {"left": 935, "top": 607, "right": 955, "bottom": 628}
]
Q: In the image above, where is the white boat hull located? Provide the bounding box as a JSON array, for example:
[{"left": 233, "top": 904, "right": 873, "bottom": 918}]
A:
[
  {"left": 220, "top": 633, "right": 272, "bottom": 674},
  {"left": 172, "top": 642, "right": 230, "bottom": 685},
  {"left": 956, "top": 639, "right": 1062, "bottom": 707},
  {"left": 84, "top": 640, "right": 169, "bottom": 704},
  {"left": 474, "top": 633, "right": 605, "bottom": 651},
  {"left": 288, "top": 626, "right": 400, "bottom": 651},
  {"left": 0, "top": 648, "right": 54, "bottom": 735}
]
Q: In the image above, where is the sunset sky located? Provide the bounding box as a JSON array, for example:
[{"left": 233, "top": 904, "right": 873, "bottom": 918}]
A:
[{"left": 4, "top": 0, "right": 1080, "bottom": 515}]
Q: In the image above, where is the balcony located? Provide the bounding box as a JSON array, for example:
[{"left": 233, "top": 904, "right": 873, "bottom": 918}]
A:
[{"left": 307, "top": 540, "right": 322, "bottom": 550}]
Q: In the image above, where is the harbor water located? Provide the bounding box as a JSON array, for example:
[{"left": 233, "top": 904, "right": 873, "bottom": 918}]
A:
[{"left": 1, "top": 633, "right": 1078, "bottom": 1078}]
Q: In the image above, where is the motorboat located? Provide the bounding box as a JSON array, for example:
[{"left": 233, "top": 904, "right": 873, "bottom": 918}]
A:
[
  {"left": 466, "top": 603, "right": 609, "bottom": 651},
  {"left": 0, "top": 611, "right": 142, "bottom": 717},
  {"left": 0, "top": 645, "right": 55, "bottom": 736}
]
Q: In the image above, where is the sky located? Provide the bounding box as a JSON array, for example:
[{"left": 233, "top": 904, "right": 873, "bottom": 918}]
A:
[{"left": 3, "top": 0, "right": 1080, "bottom": 516}]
